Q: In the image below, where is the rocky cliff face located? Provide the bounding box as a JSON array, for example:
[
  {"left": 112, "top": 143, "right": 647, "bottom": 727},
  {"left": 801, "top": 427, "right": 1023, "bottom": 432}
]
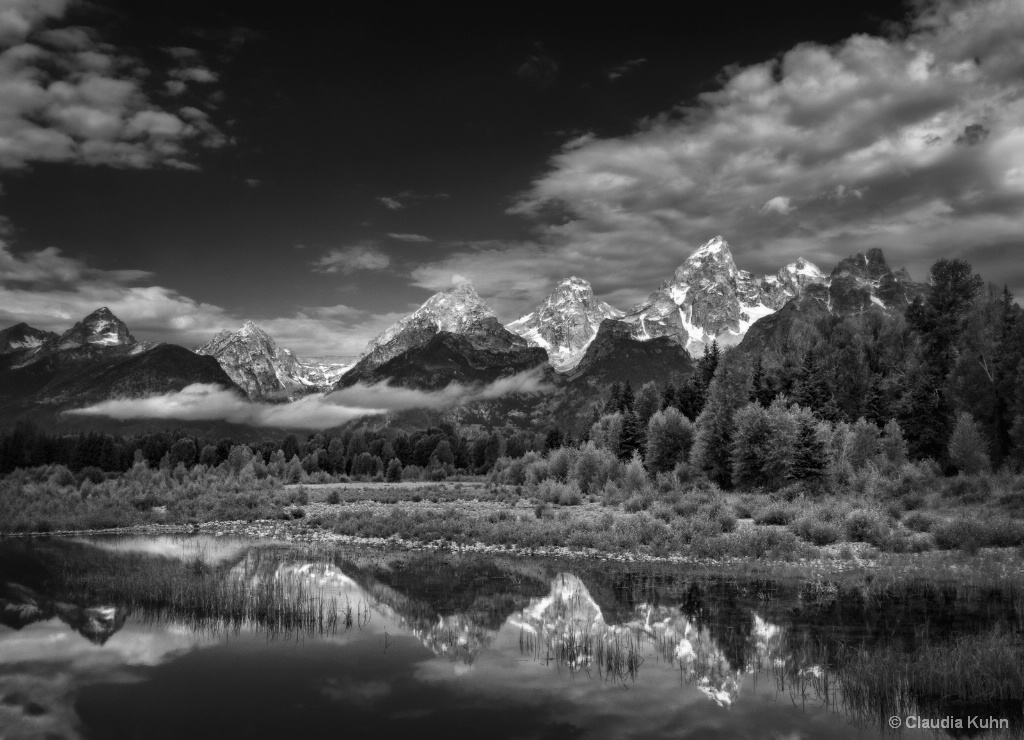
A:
[
  {"left": 567, "top": 319, "right": 693, "bottom": 387},
  {"left": 620, "top": 237, "right": 826, "bottom": 355},
  {"left": 508, "top": 276, "right": 623, "bottom": 371},
  {"left": 53, "top": 307, "right": 135, "bottom": 349},
  {"left": 338, "top": 316, "right": 548, "bottom": 390},
  {"left": 195, "top": 321, "right": 350, "bottom": 399},
  {"left": 356, "top": 283, "right": 496, "bottom": 374},
  {"left": 0, "top": 323, "right": 57, "bottom": 353},
  {"left": 826, "top": 248, "right": 923, "bottom": 314}
]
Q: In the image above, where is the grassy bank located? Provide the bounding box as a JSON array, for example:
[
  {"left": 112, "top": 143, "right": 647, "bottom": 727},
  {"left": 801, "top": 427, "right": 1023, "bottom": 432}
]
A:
[{"left": 3, "top": 460, "right": 1024, "bottom": 574}]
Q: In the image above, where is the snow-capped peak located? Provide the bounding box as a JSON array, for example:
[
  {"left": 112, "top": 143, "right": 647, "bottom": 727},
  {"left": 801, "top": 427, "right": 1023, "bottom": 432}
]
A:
[
  {"left": 622, "top": 236, "right": 826, "bottom": 356},
  {"left": 56, "top": 307, "right": 135, "bottom": 349},
  {"left": 196, "top": 321, "right": 350, "bottom": 399},
  {"left": 508, "top": 276, "right": 622, "bottom": 371},
  {"left": 356, "top": 283, "right": 499, "bottom": 371}
]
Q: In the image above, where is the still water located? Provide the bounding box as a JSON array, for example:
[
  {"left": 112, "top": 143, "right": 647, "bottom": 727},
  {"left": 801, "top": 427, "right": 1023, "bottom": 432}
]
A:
[{"left": 1, "top": 536, "right": 1020, "bottom": 739}]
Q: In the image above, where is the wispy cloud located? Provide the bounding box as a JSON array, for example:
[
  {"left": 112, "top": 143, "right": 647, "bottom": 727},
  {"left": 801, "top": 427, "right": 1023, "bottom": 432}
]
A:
[
  {"left": 69, "top": 369, "right": 554, "bottom": 429},
  {"left": 387, "top": 232, "right": 432, "bottom": 243},
  {"left": 376, "top": 196, "right": 404, "bottom": 210},
  {"left": 607, "top": 58, "right": 647, "bottom": 82},
  {"left": 311, "top": 245, "right": 391, "bottom": 274}
]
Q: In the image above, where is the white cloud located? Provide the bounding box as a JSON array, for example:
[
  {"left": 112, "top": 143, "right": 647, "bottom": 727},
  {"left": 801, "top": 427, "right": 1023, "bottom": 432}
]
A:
[
  {"left": 69, "top": 369, "right": 554, "bottom": 429},
  {"left": 420, "top": 0, "right": 1024, "bottom": 311},
  {"left": 387, "top": 232, "right": 432, "bottom": 242},
  {"left": 761, "top": 196, "right": 794, "bottom": 215},
  {"left": 377, "top": 196, "right": 403, "bottom": 210},
  {"left": 311, "top": 245, "right": 391, "bottom": 275},
  {"left": 0, "top": 1, "right": 226, "bottom": 170}
]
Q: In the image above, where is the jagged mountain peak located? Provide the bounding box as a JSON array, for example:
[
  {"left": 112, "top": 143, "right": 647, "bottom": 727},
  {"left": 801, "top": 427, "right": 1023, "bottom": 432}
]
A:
[
  {"left": 56, "top": 307, "right": 135, "bottom": 349},
  {"left": 508, "top": 276, "right": 623, "bottom": 372},
  {"left": 196, "top": 323, "right": 349, "bottom": 399},
  {"left": 0, "top": 322, "right": 58, "bottom": 354},
  {"left": 622, "top": 236, "right": 827, "bottom": 356},
  {"left": 354, "top": 283, "right": 499, "bottom": 373}
]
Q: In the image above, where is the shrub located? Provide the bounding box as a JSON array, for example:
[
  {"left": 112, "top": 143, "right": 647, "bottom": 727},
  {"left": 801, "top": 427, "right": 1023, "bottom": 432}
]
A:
[
  {"left": 902, "top": 510, "right": 935, "bottom": 532},
  {"left": 326, "top": 489, "right": 340, "bottom": 505},
  {"left": 844, "top": 508, "right": 891, "bottom": 547},
  {"left": 791, "top": 517, "right": 843, "bottom": 545},
  {"left": 932, "top": 518, "right": 1024, "bottom": 552},
  {"left": 754, "top": 501, "right": 797, "bottom": 526}
]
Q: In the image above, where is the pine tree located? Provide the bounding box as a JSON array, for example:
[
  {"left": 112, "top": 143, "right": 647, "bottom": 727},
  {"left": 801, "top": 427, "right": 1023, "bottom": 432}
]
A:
[
  {"left": 948, "top": 412, "right": 991, "bottom": 474},
  {"left": 791, "top": 407, "right": 826, "bottom": 483},
  {"left": 619, "top": 411, "right": 646, "bottom": 460},
  {"left": 693, "top": 351, "right": 752, "bottom": 488},
  {"left": 619, "top": 381, "right": 635, "bottom": 413}
]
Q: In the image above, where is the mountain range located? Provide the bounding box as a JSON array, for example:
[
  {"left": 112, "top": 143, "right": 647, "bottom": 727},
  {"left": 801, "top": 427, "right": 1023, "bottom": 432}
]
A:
[{"left": 0, "top": 236, "right": 926, "bottom": 431}]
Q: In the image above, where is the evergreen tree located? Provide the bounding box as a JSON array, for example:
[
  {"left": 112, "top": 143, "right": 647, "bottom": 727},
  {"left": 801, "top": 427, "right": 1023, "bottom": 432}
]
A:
[
  {"left": 899, "top": 370, "right": 949, "bottom": 461},
  {"left": 790, "top": 407, "right": 826, "bottom": 483},
  {"left": 619, "top": 381, "right": 635, "bottom": 413},
  {"left": 661, "top": 382, "right": 677, "bottom": 411},
  {"left": 633, "top": 381, "right": 662, "bottom": 425},
  {"left": 692, "top": 351, "right": 752, "bottom": 488},
  {"left": 619, "top": 411, "right": 646, "bottom": 460},
  {"left": 543, "top": 427, "right": 565, "bottom": 452},
  {"left": 730, "top": 399, "right": 798, "bottom": 490},
  {"left": 948, "top": 412, "right": 991, "bottom": 474},
  {"left": 604, "top": 382, "right": 623, "bottom": 415}
]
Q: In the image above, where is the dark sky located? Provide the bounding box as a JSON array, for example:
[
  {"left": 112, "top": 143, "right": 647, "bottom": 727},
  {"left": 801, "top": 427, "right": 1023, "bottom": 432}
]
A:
[{"left": 1, "top": 0, "right": 1021, "bottom": 354}]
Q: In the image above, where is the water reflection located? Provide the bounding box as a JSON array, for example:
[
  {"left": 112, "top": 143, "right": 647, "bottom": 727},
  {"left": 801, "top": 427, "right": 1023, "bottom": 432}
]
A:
[{"left": 1, "top": 537, "right": 1022, "bottom": 739}]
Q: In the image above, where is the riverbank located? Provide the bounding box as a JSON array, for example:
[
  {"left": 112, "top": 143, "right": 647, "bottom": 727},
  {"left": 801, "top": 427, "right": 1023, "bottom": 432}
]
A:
[{"left": 7, "top": 494, "right": 1024, "bottom": 596}]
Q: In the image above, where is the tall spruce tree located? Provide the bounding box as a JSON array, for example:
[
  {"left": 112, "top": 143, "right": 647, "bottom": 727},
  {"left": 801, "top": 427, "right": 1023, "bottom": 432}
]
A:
[{"left": 693, "top": 351, "right": 752, "bottom": 488}]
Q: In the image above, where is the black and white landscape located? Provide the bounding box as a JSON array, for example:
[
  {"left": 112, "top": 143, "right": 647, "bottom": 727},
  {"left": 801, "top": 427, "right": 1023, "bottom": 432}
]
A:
[{"left": 2, "top": 2, "right": 1024, "bottom": 739}]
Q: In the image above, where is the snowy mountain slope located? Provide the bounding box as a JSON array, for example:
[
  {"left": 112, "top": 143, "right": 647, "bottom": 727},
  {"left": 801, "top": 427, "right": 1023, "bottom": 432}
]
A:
[{"left": 507, "top": 276, "right": 623, "bottom": 371}]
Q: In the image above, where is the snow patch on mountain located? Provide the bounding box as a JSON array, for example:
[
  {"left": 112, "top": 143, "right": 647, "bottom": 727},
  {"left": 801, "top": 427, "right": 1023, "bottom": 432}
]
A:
[
  {"left": 355, "top": 283, "right": 498, "bottom": 373},
  {"left": 621, "top": 236, "right": 826, "bottom": 355},
  {"left": 508, "top": 276, "right": 622, "bottom": 371}
]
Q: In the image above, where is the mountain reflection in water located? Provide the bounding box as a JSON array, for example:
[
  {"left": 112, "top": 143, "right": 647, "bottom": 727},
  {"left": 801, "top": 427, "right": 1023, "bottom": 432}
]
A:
[{"left": 1, "top": 537, "right": 1022, "bottom": 739}]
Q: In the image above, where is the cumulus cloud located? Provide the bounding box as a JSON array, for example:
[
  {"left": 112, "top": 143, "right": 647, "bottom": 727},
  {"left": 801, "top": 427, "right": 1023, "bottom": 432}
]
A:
[
  {"left": 422, "top": 0, "right": 1024, "bottom": 314},
  {"left": 311, "top": 245, "right": 391, "bottom": 274},
  {"left": 69, "top": 369, "right": 554, "bottom": 429},
  {"left": 761, "top": 196, "right": 794, "bottom": 215},
  {"left": 0, "top": 0, "right": 225, "bottom": 170}
]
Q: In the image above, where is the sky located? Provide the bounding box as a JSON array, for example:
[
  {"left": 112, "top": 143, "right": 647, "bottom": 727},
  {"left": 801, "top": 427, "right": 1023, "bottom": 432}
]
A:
[{"left": 0, "top": 0, "right": 1022, "bottom": 356}]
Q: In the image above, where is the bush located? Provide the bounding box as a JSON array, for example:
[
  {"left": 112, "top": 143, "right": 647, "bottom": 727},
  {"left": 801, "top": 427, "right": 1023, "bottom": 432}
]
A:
[
  {"left": 843, "top": 508, "right": 891, "bottom": 547},
  {"left": 326, "top": 489, "right": 340, "bottom": 505},
  {"left": 754, "top": 501, "right": 797, "bottom": 526},
  {"left": 791, "top": 517, "right": 843, "bottom": 545},
  {"left": 902, "top": 510, "right": 935, "bottom": 532},
  {"left": 932, "top": 518, "right": 1024, "bottom": 552}
]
